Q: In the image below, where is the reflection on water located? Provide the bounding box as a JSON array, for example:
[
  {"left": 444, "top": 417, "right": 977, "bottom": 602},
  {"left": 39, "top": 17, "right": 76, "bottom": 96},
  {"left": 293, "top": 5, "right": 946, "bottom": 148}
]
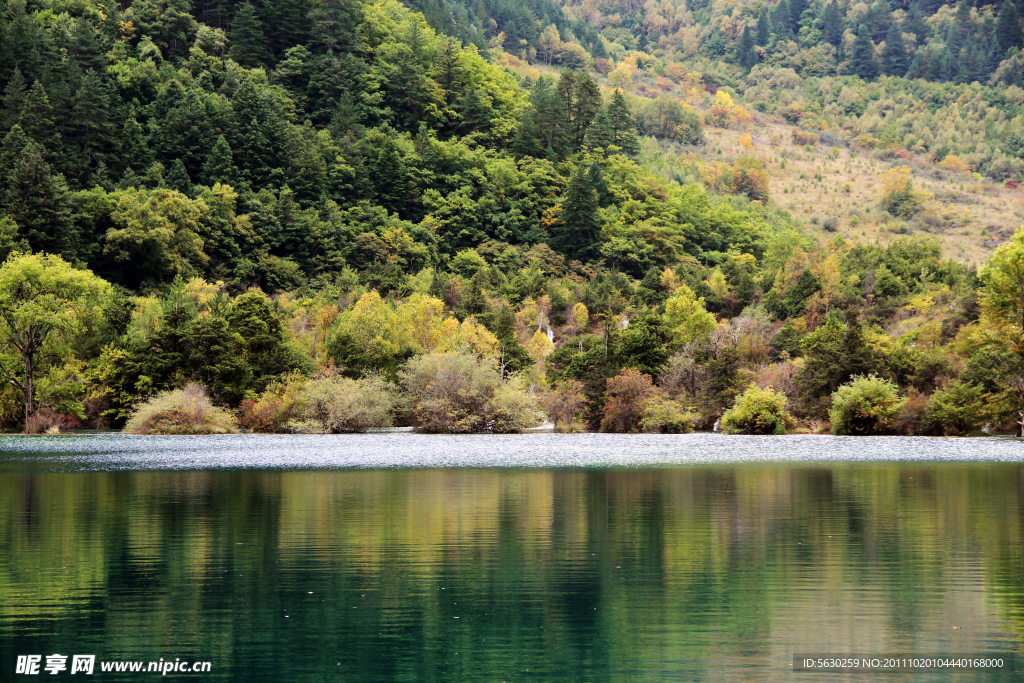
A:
[{"left": 1, "top": 436, "right": 1023, "bottom": 681}]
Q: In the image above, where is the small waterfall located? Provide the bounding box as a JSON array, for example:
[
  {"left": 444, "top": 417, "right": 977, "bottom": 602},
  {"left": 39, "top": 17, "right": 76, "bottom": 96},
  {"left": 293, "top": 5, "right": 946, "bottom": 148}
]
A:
[{"left": 713, "top": 418, "right": 721, "bottom": 432}]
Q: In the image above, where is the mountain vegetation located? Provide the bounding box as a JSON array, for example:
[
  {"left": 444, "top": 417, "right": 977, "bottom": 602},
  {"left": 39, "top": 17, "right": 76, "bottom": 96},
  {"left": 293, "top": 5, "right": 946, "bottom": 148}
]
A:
[{"left": 0, "top": 0, "right": 1021, "bottom": 435}]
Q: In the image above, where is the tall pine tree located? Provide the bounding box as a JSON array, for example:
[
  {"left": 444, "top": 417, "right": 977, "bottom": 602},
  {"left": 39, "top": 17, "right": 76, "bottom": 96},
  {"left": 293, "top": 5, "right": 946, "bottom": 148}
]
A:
[
  {"left": 849, "top": 24, "right": 879, "bottom": 79},
  {"left": 18, "top": 81, "right": 57, "bottom": 152},
  {"left": 1, "top": 67, "right": 26, "bottom": 130},
  {"left": 996, "top": 0, "right": 1023, "bottom": 55},
  {"left": 203, "top": 135, "right": 238, "bottom": 185},
  {"left": 881, "top": 21, "right": 909, "bottom": 76},
  {"left": 5, "top": 143, "right": 77, "bottom": 257},
  {"left": 229, "top": 2, "right": 269, "bottom": 67},
  {"left": 756, "top": 9, "right": 771, "bottom": 45},
  {"left": 790, "top": 0, "right": 809, "bottom": 32},
  {"left": 822, "top": 1, "right": 843, "bottom": 46},
  {"left": 550, "top": 163, "right": 602, "bottom": 262},
  {"left": 738, "top": 25, "right": 758, "bottom": 70}
]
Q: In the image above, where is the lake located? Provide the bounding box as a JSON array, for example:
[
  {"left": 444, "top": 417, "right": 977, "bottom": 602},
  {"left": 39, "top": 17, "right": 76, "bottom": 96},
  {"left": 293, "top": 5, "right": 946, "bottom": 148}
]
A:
[{"left": 1, "top": 433, "right": 1023, "bottom": 681}]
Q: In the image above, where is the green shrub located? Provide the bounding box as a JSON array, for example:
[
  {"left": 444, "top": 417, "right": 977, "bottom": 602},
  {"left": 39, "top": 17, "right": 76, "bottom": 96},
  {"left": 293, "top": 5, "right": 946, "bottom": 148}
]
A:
[
  {"left": 124, "top": 383, "right": 238, "bottom": 434},
  {"left": 400, "top": 351, "right": 541, "bottom": 433},
  {"left": 641, "top": 396, "right": 697, "bottom": 433},
  {"left": 721, "top": 385, "right": 792, "bottom": 435},
  {"left": 926, "top": 380, "right": 987, "bottom": 435},
  {"left": 291, "top": 374, "right": 397, "bottom": 433},
  {"left": 830, "top": 375, "right": 906, "bottom": 435}
]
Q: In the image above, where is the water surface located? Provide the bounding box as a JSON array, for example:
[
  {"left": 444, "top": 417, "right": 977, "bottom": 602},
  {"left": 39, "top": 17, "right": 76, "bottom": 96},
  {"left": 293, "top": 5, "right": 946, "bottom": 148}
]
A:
[{"left": 1, "top": 434, "right": 1023, "bottom": 681}]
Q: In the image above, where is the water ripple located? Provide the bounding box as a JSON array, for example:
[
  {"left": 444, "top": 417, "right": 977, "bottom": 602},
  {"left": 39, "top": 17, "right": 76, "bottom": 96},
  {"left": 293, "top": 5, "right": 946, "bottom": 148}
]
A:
[{"left": 0, "top": 432, "right": 1020, "bottom": 472}]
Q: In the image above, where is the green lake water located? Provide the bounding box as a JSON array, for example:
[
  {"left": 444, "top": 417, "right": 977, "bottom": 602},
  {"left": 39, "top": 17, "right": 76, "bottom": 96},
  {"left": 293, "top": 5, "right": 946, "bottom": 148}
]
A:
[{"left": 2, "top": 433, "right": 1024, "bottom": 681}]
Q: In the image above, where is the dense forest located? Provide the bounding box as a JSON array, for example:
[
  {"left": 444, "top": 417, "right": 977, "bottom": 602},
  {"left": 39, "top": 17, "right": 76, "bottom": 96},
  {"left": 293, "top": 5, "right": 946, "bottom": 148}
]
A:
[{"left": 0, "top": 0, "right": 1022, "bottom": 435}]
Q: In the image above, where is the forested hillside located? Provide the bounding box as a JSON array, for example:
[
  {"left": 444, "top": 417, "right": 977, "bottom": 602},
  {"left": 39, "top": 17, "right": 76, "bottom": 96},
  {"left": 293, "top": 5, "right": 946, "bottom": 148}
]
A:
[{"left": 0, "top": 0, "right": 1022, "bottom": 437}]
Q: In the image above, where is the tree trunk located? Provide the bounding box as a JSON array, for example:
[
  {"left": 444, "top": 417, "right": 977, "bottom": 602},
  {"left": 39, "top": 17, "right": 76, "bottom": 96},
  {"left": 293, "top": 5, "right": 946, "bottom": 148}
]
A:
[{"left": 22, "top": 354, "right": 33, "bottom": 433}]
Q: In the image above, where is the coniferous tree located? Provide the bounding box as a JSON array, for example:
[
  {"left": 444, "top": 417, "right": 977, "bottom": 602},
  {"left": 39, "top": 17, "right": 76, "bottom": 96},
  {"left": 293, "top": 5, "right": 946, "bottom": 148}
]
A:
[
  {"left": 71, "top": 70, "right": 112, "bottom": 163},
  {"left": 166, "top": 158, "right": 192, "bottom": 195},
  {"left": 790, "top": 0, "right": 809, "bottom": 32},
  {"left": 153, "top": 87, "right": 215, "bottom": 180},
  {"left": 458, "top": 88, "right": 492, "bottom": 136},
  {"left": 229, "top": 2, "right": 269, "bottom": 67},
  {"left": 1, "top": 67, "right": 26, "bottom": 130},
  {"left": 756, "top": 9, "right": 771, "bottom": 45},
  {"left": 587, "top": 161, "right": 612, "bottom": 207},
  {"left": 203, "top": 135, "right": 238, "bottom": 185},
  {"left": 996, "top": 0, "right": 1024, "bottom": 54},
  {"left": 558, "top": 70, "right": 601, "bottom": 149},
  {"left": 822, "top": 1, "right": 843, "bottom": 45},
  {"left": 18, "top": 81, "right": 56, "bottom": 151},
  {"left": 0, "top": 125, "right": 30, "bottom": 198},
  {"left": 739, "top": 25, "right": 758, "bottom": 70},
  {"left": 605, "top": 90, "right": 641, "bottom": 157},
  {"left": 771, "top": 0, "right": 792, "bottom": 37},
  {"left": 513, "top": 77, "right": 571, "bottom": 159},
  {"left": 584, "top": 108, "right": 614, "bottom": 150},
  {"left": 118, "top": 116, "right": 153, "bottom": 175},
  {"left": 370, "top": 137, "right": 409, "bottom": 216},
  {"left": 955, "top": 0, "right": 972, "bottom": 28},
  {"left": 944, "top": 23, "right": 964, "bottom": 81},
  {"left": 866, "top": 0, "right": 891, "bottom": 41},
  {"left": 309, "top": 0, "right": 358, "bottom": 54},
  {"left": 550, "top": 163, "right": 602, "bottom": 262},
  {"left": 904, "top": 6, "right": 930, "bottom": 44},
  {"left": 850, "top": 24, "right": 879, "bottom": 79},
  {"left": 882, "top": 21, "right": 909, "bottom": 76},
  {"left": 5, "top": 143, "right": 76, "bottom": 257}
]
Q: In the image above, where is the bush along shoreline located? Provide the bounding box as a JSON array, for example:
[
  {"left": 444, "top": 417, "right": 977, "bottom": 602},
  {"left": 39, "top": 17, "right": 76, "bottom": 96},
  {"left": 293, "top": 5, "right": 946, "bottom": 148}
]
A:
[{"left": 4, "top": 226, "right": 1024, "bottom": 437}]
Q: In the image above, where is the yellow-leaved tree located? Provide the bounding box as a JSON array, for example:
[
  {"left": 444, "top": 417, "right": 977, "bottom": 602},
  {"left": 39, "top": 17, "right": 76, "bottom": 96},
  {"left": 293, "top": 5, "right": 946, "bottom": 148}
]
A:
[{"left": 978, "top": 225, "right": 1024, "bottom": 434}]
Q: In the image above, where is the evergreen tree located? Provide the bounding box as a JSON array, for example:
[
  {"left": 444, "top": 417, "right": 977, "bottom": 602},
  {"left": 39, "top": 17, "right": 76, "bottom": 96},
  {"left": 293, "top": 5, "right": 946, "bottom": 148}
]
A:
[
  {"left": 558, "top": 70, "right": 601, "bottom": 149},
  {"left": 0, "top": 124, "right": 30, "bottom": 198},
  {"left": 738, "top": 25, "right": 758, "bottom": 70},
  {"left": 790, "top": 0, "right": 809, "bottom": 32},
  {"left": 370, "top": 137, "right": 409, "bottom": 216},
  {"left": 513, "top": 77, "right": 571, "bottom": 159},
  {"left": 822, "top": 1, "right": 843, "bottom": 45},
  {"left": 850, "top": 24, "right": 879, "bottom": 79},
  {"left": 587, "top": 161, "right": 612, "bottom": 207},
  {"left": 153, "top": 87, "right": 215, "bottom": 181},
  {"left": 996, "top": 0, "right": 1024, "bottom": 54},
  {"left": 904, "top": 6, "right": 930, "bottom": 44},
  {"left": 229, "top": 2, "right": 269, "bottom": 67},
  {"left": 5, "top": 143, "right": 77, "bottom": 257},
  {"left": 118, "top": 116, "right": 153, "bottom": 174},
  {"left": 230, "top": 79, "right": 280, "bottom": 183},
  {"left": 944, "top": 23, "right": 964, "bottom": 81},
  {"left": 866, "top": 0, "right": 892, "bottom": 42},
  {"left": 166, "top": 158, "right": 192, "bottom": 195},
  {"left": 955, "top": 0, "right": 972, "bottom": 28},
  {"left": 756, "top": 9, "right": 771, "bottom": 45},
  {"left": 18, "top": 81, "right": 56, "bottom": 151},
  {"left": 1, "top": 67, "right": 26, "bottom": 130},
  {"left": 882, "top": 21, "right": 909, "bottom": 76},
  {"left": 550, "top": 163, "right": 602, "bottom": 262},
  {"left": 584, "top": 108, "right": 614, "bottom": 150},
  {"left": 605, "top": 90, "right": 641, "bottom": 157},
  {"left": 770, "top": 0, "right": 793, "bottom": 38},
  {"left": 71, "top": 70, "right": 113, "bottom": 163},
  {"left": 309, "top": 0, "right": 359, "bottom": 54},
  {"left": 458, "top": 88, "right": 492, "bottom": 136},
  {"left": 203, "top": 134, "right": 238, "bottom": 185}
]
